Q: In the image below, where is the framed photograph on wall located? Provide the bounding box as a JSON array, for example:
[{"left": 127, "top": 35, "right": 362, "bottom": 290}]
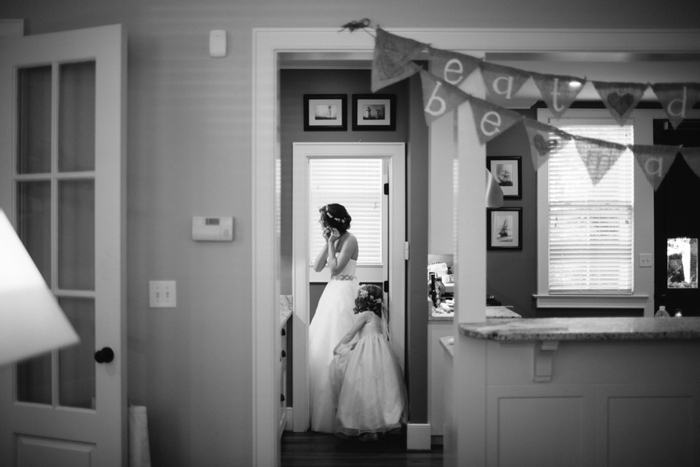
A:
[
  {"left": 352, "top": 94, "right": 396, "bottom": 131},
  {"left": 303, "top": 94, "right": 347, "bottom": 131},
  {"left": 487, "top": 207, "right": 522, "bottom": 250},
  {"left": 487, "top": 156, "right": 522, "bottom": 199}
]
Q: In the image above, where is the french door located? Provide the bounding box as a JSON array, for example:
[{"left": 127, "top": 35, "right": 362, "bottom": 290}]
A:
[{"left": 0, "top": 24, "right": 127, "bottom": 466}]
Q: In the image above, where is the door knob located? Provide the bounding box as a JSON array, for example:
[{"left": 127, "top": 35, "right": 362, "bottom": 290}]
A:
[{"left": 94, "top": 347, "right": 115, "bottom": 364}]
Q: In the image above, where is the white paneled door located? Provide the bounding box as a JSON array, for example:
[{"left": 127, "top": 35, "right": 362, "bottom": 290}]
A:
[{"left": 0, "top": 25, "right": 126, "bottom": 467}]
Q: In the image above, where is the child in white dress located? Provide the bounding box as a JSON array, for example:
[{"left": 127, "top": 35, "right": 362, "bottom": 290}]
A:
[{"left": 331, "top": 284, "right": 407, "bottom": 441}]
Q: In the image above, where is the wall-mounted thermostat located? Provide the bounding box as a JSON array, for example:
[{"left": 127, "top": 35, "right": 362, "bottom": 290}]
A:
[{"left": 192, "top": 216, "right": 234, "bottom": 241}]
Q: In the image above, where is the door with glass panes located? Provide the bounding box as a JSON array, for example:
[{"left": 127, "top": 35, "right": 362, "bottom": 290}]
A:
[{"left": 0, "top": 25, "right": 126, "bottom": 467}]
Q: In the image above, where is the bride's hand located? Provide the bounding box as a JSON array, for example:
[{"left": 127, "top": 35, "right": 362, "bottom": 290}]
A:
[
  {"left": 322, "top": 227, "right": 331, "bottom": 240},
  {"left": 328, "top": 228, "right": 340, "bottom": 242}
]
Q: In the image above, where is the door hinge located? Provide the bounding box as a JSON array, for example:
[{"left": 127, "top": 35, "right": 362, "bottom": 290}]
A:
[
  {"left": 404, "top": 241, "right": 410, "bottom": 260},
  {"left": 383, "top": 280, "right": 389, "bottom": 293},
  {"left": 384, "top": 183, "right": 389, "bottom": 195}
]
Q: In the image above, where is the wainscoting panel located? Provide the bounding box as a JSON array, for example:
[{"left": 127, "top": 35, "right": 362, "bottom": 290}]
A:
[
  {"left": 597, "top": 384, "right": 700, "bottom": 467},
  {"left": 487, "top": 385, "right": 596, "bottom": 467}
]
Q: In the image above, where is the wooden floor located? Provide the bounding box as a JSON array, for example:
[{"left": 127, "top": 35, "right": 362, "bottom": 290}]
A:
[{"left": 281, "top": 431, "right": 443, "bottom": 467}]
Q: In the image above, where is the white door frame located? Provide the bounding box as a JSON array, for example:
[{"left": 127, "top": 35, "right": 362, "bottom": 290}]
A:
[
  {"left": 252, "top": 27, "right": 700, "bottom": 466},
  {"left": 291, "top": 142, "right": 406, "bottom": 432}
]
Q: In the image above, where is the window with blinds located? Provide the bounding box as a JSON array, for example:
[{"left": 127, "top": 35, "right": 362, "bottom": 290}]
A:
[
  {"left": 547, "top": 121, "right": 634, "bottom": 293},
  {"left": 308, "top": 158, "right": 384, "bottom": 266}
]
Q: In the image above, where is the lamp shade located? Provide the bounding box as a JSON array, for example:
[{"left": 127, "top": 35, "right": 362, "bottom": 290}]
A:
[
  {"left": 0, "top": 209, "right": 79, "bottom": 367},
  {"left": 485, "top": 168, "right": 504, "bottom": 208}
]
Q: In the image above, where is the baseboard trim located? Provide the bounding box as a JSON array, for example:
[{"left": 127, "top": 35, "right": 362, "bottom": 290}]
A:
[
  {"left": 285, "top": 407, "right": 294, "bottom": 431},
  {"left": 406, "top": 423, "right": 432, "bottom": 450}
]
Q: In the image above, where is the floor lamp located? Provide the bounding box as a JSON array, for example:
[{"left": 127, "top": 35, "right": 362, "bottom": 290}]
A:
[
  {"left": 0, "top": 209, "right": 79, "bottom": 367},
  {"left": 486, "top": 167, "right": 504, "bottom": 208}
]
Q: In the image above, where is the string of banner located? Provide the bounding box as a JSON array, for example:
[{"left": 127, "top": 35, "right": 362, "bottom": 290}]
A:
[{"left": 356, "top": 22, "right": 700, "bottom": 189}]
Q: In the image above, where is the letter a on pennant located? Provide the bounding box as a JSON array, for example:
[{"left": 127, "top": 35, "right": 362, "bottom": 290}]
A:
[{"left": 630, "top": 144, "right": 681, "bottom": 190}]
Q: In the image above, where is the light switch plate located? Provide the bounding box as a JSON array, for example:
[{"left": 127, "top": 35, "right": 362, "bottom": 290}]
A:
[
  {"left": 639, "top": 253, "right": 653, "bottom": 268},
  {"left": 149, "top": 280, "right": 177, "bottom": 308}
]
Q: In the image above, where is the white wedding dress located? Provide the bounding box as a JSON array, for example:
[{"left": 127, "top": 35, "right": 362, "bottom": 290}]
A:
[{"left": 308, "top": 258, "right": 359, "bottom": 433}]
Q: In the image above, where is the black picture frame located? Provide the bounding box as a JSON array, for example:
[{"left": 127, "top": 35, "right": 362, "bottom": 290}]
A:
[
  {"left": 487, "top": 156, "right": 522, "bottom": 199},
  {"left": 487, "top": 207, "right": 523, "bottom": 250},
  {"left": 352, "top": 94, "right": 396, "bottom": 131},
  {"left": 303, "top": 94, "right": 347, "bottom": 131}
]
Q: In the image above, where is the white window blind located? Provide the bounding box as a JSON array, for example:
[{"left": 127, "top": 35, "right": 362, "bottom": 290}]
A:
[
  {"left": 308, "top": 158, "right": 384, "bottom": 266},
  {"left": 547, "top": 121, "right": 634, "bottom": 293}
]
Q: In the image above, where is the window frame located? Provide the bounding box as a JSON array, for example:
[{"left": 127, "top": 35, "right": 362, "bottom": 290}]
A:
[
  {"left": 307, "top": 157, "right": 388, "bottom": 283},
  {"left": 535, "top": 109, "right": 658, "bottom": 311}
]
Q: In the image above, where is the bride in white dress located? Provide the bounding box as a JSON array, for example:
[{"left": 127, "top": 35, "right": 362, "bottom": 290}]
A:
[{"left": 308, "top": 203, "right": 359, "bottom": 433}]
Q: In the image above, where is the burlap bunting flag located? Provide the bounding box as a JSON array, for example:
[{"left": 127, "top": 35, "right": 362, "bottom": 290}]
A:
[
  {"left": 419, "top": 69, "right": 469, "bottom": 125},
  {"left": 479, "top": 62, "right": 531, "bottom": 107},
  {"left": 371, "top": 27, "right": 426, "bottom": 92},
  {"left": 651, "top": 83, "right": 700, "bottom": 129},
  {"left": 522, "top": 119, "right": 571, "bottom": 170},
  {"left": 574, "top": 137, "right": 626, "bottom": 185},
  {"left": 428, "top": 47, "right": 482, "bottom": 87},
  {"left": 467, "top": 95, "right": 523, "bottom": 145},
  {"left": 592, "top": 81, "right": 649, "bottom": 126},
  {"left": 680, "top": 147, "right": 700, "bottom": 180},
  {"left": 531, "top": 72, "right": 587, "bottom": 119},
  {"left": 629, "top": 144, "right": 681, "bottom": 190}
]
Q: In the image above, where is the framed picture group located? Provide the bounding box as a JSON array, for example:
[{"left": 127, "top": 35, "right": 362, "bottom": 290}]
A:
[
  {"left": 303, "top": 94, "right": 396, "bottom": 132},
  {"left": 487, "top": 156, "right": 524, "bottom": 251}
]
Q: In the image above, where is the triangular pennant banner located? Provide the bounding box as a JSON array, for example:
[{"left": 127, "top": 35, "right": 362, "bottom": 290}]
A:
[
  {"left": 419, "top": 69, "right": 468, "bottom": 125},
  {"left": 680, "top": 147, "right": 700, "bottom": 180},
  {"left": 531, "top": 72, "right": 587, "bottom": 119},
  {"left": 479, "top": 61, "right": 531, "bottom": 106},
  {"left": 574, "top": 136, "right": 626, "bottom": 185},
  {"left": 467, "top": 95, "right": 523, "bottom": 145},
  {"left": 630, "top": 144, "right": 681, "bottom": 190},
  {"left": 651, "top": 83, "right": 700, "bottom": 129},
  {"left": 371, "top": 27, "right": 427, "bottom": 92},
  {"left": 592, "top": 81, "right": 649, "bottom": 126},
  {"left": 428, "top": 47, "right": 482, "bottom": 87},
  {"left": 522, "top": 118, "right": 571, "bottom": 170}
]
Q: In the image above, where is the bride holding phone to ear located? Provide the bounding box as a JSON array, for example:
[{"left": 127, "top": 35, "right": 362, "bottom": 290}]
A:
[{"left": 308, "top": 203, "right": 359, "bottom": 433}]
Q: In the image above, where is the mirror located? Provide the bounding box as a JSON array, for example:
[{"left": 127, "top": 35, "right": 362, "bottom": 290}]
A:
[{"left": 667, "top": 237, "right": 698, "bottom": 289}]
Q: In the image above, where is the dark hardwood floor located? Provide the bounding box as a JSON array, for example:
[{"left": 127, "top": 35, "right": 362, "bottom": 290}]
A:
[{"left": 281, "top": 431, "right": 443, "bottom": 467}]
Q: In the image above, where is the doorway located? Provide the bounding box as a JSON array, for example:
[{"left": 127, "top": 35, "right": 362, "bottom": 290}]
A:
[
  {"left": 290, "top": 142, "right": 406, "bottom": 433},
  {"left": 654, "top": 119, "right": 700, "bottom": 315}
]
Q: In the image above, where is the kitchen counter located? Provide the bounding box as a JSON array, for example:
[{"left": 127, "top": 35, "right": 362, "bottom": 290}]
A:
[
  {"left": 430, "top": 305, "right": 521, "bottom": 321},
  {"left": 280, "top": 294, "right": 293, "bottom": 325},
  {"left": 459, "top": 317, "right": 700, "bottom": 342},
  {"left": 445, "top": 316, "right": 700, "bottom": 465}
]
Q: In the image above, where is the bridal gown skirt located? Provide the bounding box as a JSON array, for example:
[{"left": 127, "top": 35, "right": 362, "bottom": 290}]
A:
[
  {"left": 308, "top": 277, "right": 358, "bottom": 433},
  {"left": 332, "top": 327, "right": 407, "bottom": 438}
]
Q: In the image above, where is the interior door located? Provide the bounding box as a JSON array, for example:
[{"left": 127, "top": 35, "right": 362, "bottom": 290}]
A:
[
  {"left": 654, "top": 119, "right": 700, "bottom": 316},
  {"left": 0, "top": 25, "right": 127, "bottom": 466}
]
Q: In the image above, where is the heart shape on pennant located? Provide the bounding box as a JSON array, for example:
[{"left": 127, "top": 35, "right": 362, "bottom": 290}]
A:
[
  {"left": 533, "top": 134, "right": 558, "bottom": 156},
  {"left": 607, "top": 92, "right": 635, "bottom": 116}
]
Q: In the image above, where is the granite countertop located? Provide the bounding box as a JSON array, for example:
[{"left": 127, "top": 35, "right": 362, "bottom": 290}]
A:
[
  {"left": 439, "top": 336, "right": 454, "bottom": 357},
  {"left": 460, "top": 317, "right": 700, "bottom": 342},
  {"left": 430, "top": 305, "right": 522, "bottom": 321},
  {"left": 280, "top": 295, "right": 293, "bottom": 325}
]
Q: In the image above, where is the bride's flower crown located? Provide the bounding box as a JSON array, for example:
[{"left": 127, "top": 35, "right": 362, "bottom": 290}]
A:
[{"left": 325, "top": 205, "right": 347, "bottom": 224}]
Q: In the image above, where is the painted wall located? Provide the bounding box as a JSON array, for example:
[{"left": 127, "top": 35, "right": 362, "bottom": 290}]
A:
[{"left": 1, "top": 0, "right": 697, "bottom": 465}]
